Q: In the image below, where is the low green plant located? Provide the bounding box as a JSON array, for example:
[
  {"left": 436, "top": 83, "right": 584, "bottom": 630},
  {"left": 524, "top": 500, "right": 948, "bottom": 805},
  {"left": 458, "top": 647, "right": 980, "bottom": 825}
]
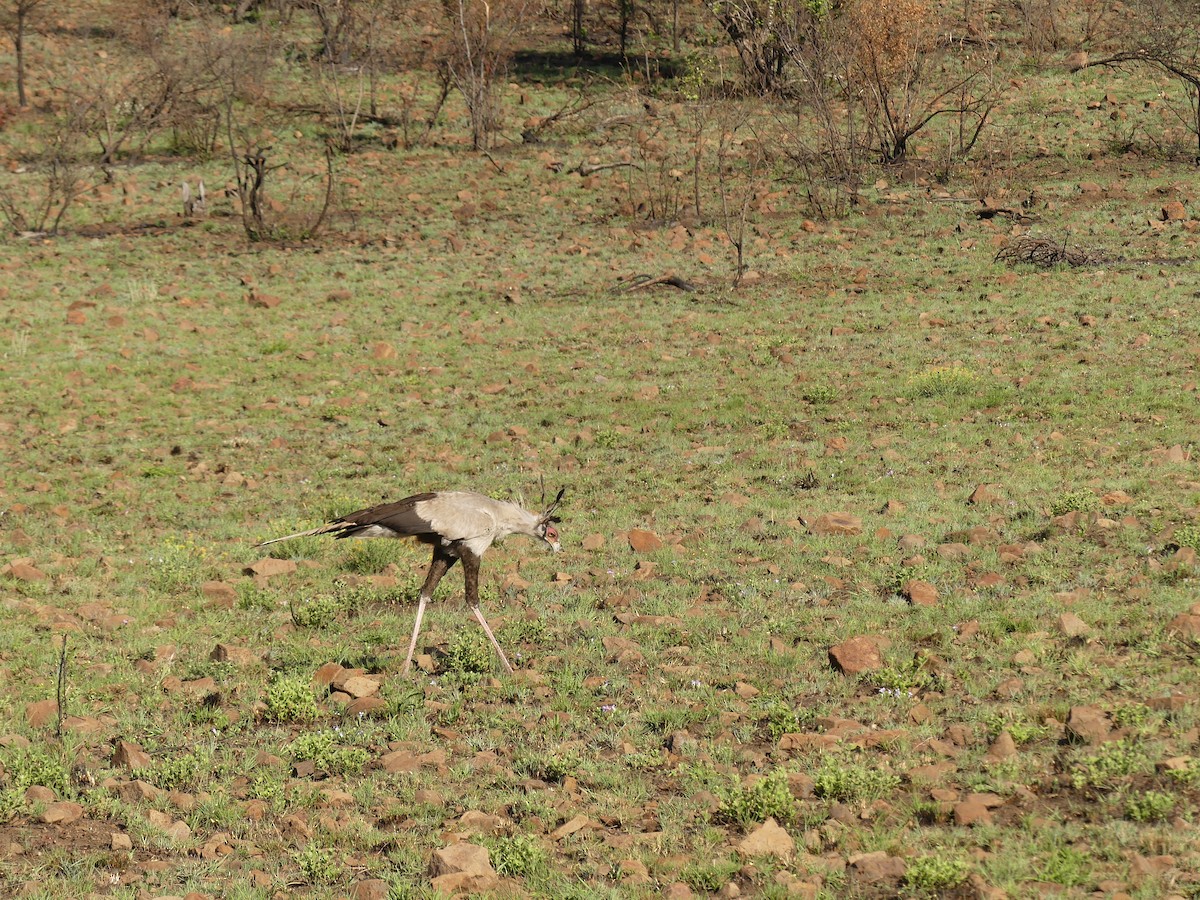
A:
[
  {"left": 907, "top": 364, "right": 978, "bottom": 398},
  {"left": 755, "top": 699, "right": 807, "bottom": 741},
  {"left": 1166, "top": 758, "right": 1200, "bottom": 788},
  {"left": 717, "top": 768, "right": 795, "bottom": 828},
  {"left": 812, "top": 757, "right": 900, "bottom": 802},
  {"left": 1049, "top": 490, "right": 1100, "bottom": 517},
  {"left": 265, "top": 675, "right": 320, "bottom": 723},
  {"left": 1038, "top": 845, "right": 1090, "bottom": 888},
  {"left": 1172, "top": 524, "right": 1200, "bottom": 552},
  {"left": 682, "top": 856, "right": 742, "bottom": 892},
  {"left": 2, "top": 745, "right": 72, "bottom": 796},
  {"left": 1070, "top": 740, "right": 1150, "bottom": 789},
  {"left": 146, "top": 748, "right": 212, "bottom": 791},
  {"left": 293, "top": 844, "right": 341, "bottom": 884},
  {"left": 488, "top": 834, "right": 549, "bottom": 877},
  {"left": 514, "top": 748, "right": 581, "bottom": 783},
  {"left": 289, "top": 594, "right": 346, "bottom": 628},
  {"left": 1126, "top": 790, "right": 1174, "bottom": 822},
  {"left": 801, "top": 384, "right": 837, "bottom": 406},
  {"left": 443, "top": 631, "right": 493, "bottom": 675},
  {"left": 904, "top": 855, "right": 969, "bottom": 891},
  {"left": 288, "top": 730, "right": 369, "bottom": 776}
]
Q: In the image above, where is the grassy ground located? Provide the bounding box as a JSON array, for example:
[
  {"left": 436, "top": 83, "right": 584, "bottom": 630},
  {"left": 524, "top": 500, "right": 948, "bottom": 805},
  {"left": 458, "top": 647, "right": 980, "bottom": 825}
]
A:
[{"left": 2, "top": 8, "right": 1200, "bottom": 899}]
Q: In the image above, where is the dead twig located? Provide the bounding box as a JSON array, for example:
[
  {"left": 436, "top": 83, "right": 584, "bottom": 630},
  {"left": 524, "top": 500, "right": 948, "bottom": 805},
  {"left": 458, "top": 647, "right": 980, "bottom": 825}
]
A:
[
  {"left": 575, "top": 161, "right": 642, "bottom": 177},
  {"left": 995, "top": 236, "right": 1110, "bottom": 269},
  {"left": 55, "top": 634, "right": 68, "bottom": 740},
  {"left": 616, "top": 273, "right": 697, "bottom": 293}
]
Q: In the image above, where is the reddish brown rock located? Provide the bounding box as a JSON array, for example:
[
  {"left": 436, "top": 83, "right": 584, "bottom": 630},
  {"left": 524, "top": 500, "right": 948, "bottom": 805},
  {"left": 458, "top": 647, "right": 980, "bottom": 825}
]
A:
[
  {"left": 1168, "top": 613, "right": 1200, "bottom": 637},
  {"left": 847, "top": 850, "right": 906, "bottom": 883},
  {"left": 737, "top": 817, "right": 794, "bottom": 860},
  {"left": 210, "top": 644, "right": 259, "bottom": 665},
  {"left": 968, "top": 483, "right": 1002, "bottom": 505},
  {"left": 200, "top": 581, "right": 237, "bottom": 608},
  {"left": 4, "top": 561, "right": 47, "bottom": 581},
  {"left": 1162, "top": 200, "right": 1189, "bottom": 222},
  {"left": 829, "top": 636, "right": 883, "bottom": 675},
  {"left": 39, "top": 802, "right": 84, "bottom": 825},
  {"left": 430, "top": 843, "right": 498, "bottom": 893},
  {"left": 904, "top": 579, "right": 938, "bottom": 607},
  {"left": 242, "top": 558, "right": 296, "bottom": 578},
  {"left": 1056, "top": 612, "right": 1089, "bottom": 638},
  {"left": 953, "top": 798, "right": 993, "bottom": 826},
  {"left": 112, "top": 740, "right": 152, "bottom": 771},
  {"left": 339, "top": 676, "right": 381, "bottom": 699},
  {"left": 25, "top": 699, "right": 58, "bottom": 729},
  {"left": 808, "top": 513, "right": 863, "bottom": 536},
  {"left": 628, "top": 529, "right": 663, "bottom": 552},
  {"left": 352, "top": 880, "right": 391, "bottom": 900},
  {"left": 550, "top": 814, "right": 589, "bottom": 841},
  {"left": 1066, "top": 705, "right": 1110, "bottom": 744},
  {"left": 985, "top": 732, "right": 1017, "bottom": 761}
]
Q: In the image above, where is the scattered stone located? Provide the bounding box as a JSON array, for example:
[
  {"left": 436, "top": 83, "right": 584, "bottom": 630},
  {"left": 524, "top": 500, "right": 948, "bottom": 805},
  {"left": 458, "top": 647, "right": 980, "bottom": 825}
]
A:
[
  {"left": 339, "top": 676, "right": 381, "bottom": 699},
  {"left": 1168, "top": 612, "right": 1200, "bottom": 638},
  {"left": 663, "top": 883, "right": 694, "bottom": 899},
  {"left": 25, "top": 699, "right": 58, "bottom": 729},
  {"left": 380, "top": 750, "right": 420, "bottom": 774},
  {"left": 829, "top": 636, "right": 883, "bottom": 675},
  {"left": 346, "top": 697, "right": 388, "bottom": 718},
  {"left": 352, "top": 879, "right": 390, "bottom": 900},
  {"left": 904, "top": 579, "right": 938, "bottom": 607},
  {"left": 200, "top": 581, "right": 237, "bottom": 608},
  {"left": 112, "top": 740, "right": 152, "bottom": 770},
  {"left": 242, "top": 557, "right": 296, "bottom": 578},
  {"left": 953, "top": 798, "right": 992, "bottom": 826},
  {"left": 4, "top": 561, "right": 47, "bottom": 581},
  {"left": 429, "top": 843, "right": 498, "bottom": 893},
  {"left": 847, "top": 850, "right": 905, "bottom": 883},
  {"left": 808, "top": 513, "right": 862, "bottom": 536},
  {"left": 210, "top": 644, "right": 258, "bottom": 665},
  {"left": 581, "top": 533, "right": 605, "bottom": 551},
  {"left": 1056, "top": 612, "right": 1089, "bottom": 638},
  {"left": 146, "top": 809, "right": 191, "bottom": 841},
  {"left": 459, "top": 810, "right": 505, "bottom": 835},
  {"left": 897, "top": 534, "right": 926, "bottom": 552},
  {"left": 628, "top": 529, "right": 663, "bottom": 552},
  {"left": 968, "top": 484, "right": 1002, "bottom": 505},
  {"left": 1162, "top": 200, "right": 1189, "bottom": 222},
  {"left": 39, "top": 802, "right": 84, "bottom": 825},
  {"left": 986, "top": 732, "right": 1017, "bottom": 761},
  {"left": 550, "top": 815, "right": 589, "bottom": 841},
  {"left": 737, "top": 817, "right": 794, "bottom": 860},
  {"left": 25, "top": 786, "right": 55, "bottom": 803},
  {"left": 111, "top": 832, "right": 133, "bottom": 851},
  {"left": 1066, "top": 705, "right": 1110, "bottom": 744}
]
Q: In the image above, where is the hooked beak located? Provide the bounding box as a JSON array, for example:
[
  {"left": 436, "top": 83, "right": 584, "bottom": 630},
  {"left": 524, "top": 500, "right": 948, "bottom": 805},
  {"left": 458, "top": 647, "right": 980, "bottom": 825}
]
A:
[{"left": 546, "top": 537, "right": 562, "bottom": 553}]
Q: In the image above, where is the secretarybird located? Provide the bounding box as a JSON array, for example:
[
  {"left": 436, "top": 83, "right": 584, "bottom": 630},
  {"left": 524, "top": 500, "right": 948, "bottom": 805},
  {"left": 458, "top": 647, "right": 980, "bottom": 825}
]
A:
[{"left": 258, "top": 489, "right": 564, "bottom": 674}]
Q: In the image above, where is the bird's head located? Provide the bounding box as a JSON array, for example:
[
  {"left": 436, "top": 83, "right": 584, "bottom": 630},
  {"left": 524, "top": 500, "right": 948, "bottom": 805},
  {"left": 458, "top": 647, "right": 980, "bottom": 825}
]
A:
[{"left": 535, "top": 487, "right": 565, "bottom": 552}]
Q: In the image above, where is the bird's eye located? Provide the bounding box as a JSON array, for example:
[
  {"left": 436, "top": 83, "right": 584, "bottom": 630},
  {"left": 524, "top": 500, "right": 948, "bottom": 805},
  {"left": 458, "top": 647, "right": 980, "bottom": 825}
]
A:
[{"left": 545, "top": 525, "right": 558, "bottom": 541}]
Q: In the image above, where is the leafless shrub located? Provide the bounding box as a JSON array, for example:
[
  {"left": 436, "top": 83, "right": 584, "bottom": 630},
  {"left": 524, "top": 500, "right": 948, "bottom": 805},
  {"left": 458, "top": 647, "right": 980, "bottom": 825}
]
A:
[
  {"left": 715, "top": 110, "right": 767, "bottom": 286},
  {"left": 0, "top": 0, "right": 50, "bottom": 106},
  {"left": 438, "top": 0, "right": 527, "bottom": 149},
  {"left": 1086, "top": 0, "right": 1200, "bottom": 159},
  {"left": 779, "top": 10, "right": 867, "bottom": 217},
  {"left": 844, "top": 0, "right": 1000, "bottom": 162},
  {"left": 0, "top": 112, "right": 95, "bottom": 235},
  {"left": 709, "top": 0, "right": 796, "bottom": 94},
  {"left": 995, "top": 236, "right": 1110, "bottom": 268}
]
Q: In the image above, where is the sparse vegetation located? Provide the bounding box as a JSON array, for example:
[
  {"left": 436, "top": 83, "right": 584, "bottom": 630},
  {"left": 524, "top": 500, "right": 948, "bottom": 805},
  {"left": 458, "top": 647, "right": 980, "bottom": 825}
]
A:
[{"left": 2, "top": 2, "right": 1200, "bottom": 897}]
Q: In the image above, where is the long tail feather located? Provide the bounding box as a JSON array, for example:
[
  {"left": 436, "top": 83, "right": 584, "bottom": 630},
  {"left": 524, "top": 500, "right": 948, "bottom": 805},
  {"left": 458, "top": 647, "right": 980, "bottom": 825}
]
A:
[{"left": 256, "top": 523, "right": 342, "bottom": 547}]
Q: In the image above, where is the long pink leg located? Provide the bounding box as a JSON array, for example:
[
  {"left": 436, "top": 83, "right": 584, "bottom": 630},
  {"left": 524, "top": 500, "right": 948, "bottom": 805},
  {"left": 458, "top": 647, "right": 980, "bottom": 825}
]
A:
[
  {"left": 472, "top": 605, "right": 515, "bottom": 674},
  {"left": 462, "top": 550, "right": 515, "bottom": 674},
  {"left": 403, "top": 550, "right": 453, "bottom": 674},
  {"left": 401, "top": 595, "right": 428, "bottom": 674}
]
